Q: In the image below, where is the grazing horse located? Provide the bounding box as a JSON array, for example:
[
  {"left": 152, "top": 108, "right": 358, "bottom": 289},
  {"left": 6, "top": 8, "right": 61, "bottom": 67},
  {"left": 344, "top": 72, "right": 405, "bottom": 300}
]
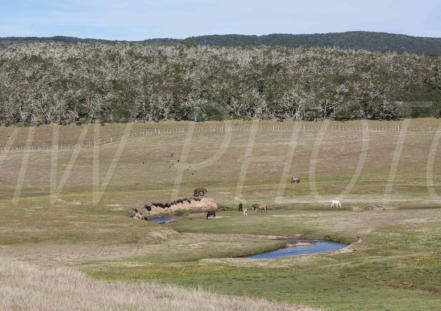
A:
[
  {"left": 291, "top": 176, "right": 300, "bottom": 184},
  {"left": 238, "top": 203, "right": 243, "bottom": 212},
  {"left": 206, "top": 210, "right": 216, "bottom": 219},
  {"left": 252, "top": 204, "right": 267, "bottom": 213},
  {"left": 331, "top": 200, "right": 342, "bottom": 208},
  {"left": 194, "top": 187, "right": 208, "bottom": 197},
  {"left": 242, "top": 208, "right": 248, "bottom": 216}
]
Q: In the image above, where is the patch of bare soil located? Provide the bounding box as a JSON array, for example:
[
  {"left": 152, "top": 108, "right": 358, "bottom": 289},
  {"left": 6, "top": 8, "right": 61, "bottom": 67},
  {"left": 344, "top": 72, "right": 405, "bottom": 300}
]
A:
[
  {"left": 185, "top": 232, "right": 293, "bottom": 240},
  {"left": 209, "top": 215, "right": 230, "bottom": 219},
  {"left": 145, "top": 197, "right": 218, "bottom": 216},
  {"left": 352, "top": 205, "right": 397, "bottom": 211},
  {"left": 329, "top": 236, "right": 363, "bottom": 255}
]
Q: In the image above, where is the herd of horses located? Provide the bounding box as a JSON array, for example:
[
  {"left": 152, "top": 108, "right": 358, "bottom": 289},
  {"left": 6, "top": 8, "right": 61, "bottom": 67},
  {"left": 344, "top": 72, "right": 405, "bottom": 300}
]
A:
[
  {"left": 201, "top": 175, "right": 342, "bottom": 219},
  {"left": 203, "top": 177, "right": 297, "bottom": 219},
  {"left": 206, "top": 202, "right": 267, "bottom": 219},
  {"left": 197, "top": 178, "right": 342, "bottom": 220},
  {"left": 140, "top": 177, "right": 342, "bottom": 221},
  {"left": 206, "top": 200, "right": 342, "bottom": 219}
]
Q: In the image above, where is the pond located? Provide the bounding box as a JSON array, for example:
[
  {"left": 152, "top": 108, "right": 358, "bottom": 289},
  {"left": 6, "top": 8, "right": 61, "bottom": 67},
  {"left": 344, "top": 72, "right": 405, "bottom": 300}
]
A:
[
  {"left": 150, "top": 217, "right": 177, "bottom": 224},
  {"left": 248, "top": 240, "right": 347, "bottom": 259}
]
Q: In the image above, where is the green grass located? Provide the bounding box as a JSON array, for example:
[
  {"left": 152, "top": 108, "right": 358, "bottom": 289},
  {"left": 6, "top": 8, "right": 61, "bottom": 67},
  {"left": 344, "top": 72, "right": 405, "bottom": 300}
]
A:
[
  {"left": 85, "top": 262, "right": 441, "bottom": 310},
  {"left": 0, "top": 195, "right": 164, "bottom": 246},
  {"left": 168, "top": 208, "right": 441, "bottom": 244},
  {"left": 81, "top": 212, "right": 441, "bottom": 310}
]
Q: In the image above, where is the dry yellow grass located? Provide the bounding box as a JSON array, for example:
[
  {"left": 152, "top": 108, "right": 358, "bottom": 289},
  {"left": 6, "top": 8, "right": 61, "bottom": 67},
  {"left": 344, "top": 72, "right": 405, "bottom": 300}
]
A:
[
  {"left": 1, "top": 119, "right": 440, "bottom": 206},
  {"left": 0, "top": 258, "right": 319, "bottom": 311}
]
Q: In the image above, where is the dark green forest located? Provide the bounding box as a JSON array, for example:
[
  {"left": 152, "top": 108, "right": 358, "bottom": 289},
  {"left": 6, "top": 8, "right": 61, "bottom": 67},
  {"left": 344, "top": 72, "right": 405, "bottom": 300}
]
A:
[
  {"left": 0, "top": 41, "right": 440, "bottom": 125},
  {"left": 186, "top": 32, "right": 441, "bottom": 56},
  {"left": 1, "top": 31, "right": 441, "bottom": 55}
]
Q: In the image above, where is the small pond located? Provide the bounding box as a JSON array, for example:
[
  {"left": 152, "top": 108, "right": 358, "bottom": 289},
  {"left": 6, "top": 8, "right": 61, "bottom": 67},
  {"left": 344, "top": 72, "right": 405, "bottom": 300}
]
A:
[
  {"left": 248, "top": 240, "right": 347, "bottom": 259},
  {"left": 150, "top": 217, "right": 177, "bottom": 224}
]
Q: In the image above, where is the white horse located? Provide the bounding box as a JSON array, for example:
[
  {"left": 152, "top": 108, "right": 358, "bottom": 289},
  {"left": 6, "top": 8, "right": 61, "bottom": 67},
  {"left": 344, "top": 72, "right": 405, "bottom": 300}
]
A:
[
  {"left": 331, "top": 200, "right": 342, "bottom": 208},
  {"left": 243, "top": 208, "right": 248, "bottom": 216}
]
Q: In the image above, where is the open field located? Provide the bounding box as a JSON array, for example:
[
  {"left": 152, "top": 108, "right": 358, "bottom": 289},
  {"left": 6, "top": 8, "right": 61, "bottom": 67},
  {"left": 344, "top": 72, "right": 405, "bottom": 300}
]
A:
[
  {"left": 1, "top": 118, "right": 441, "bottom": 205},
  {"left": 0, "top": 258, "right": 317, "bottom": 311},
  {"left": 81, "top": 209, "right": 441, "bottom": 310},
  {"left": 1, "top": 119, "right": 441, "bottom": 310}
]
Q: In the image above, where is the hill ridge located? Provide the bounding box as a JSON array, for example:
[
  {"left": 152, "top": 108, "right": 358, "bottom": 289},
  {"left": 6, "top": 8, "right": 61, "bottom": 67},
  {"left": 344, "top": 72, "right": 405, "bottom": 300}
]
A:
[{"left": 1, "top": 31, "right": 440, "bottom": 55}]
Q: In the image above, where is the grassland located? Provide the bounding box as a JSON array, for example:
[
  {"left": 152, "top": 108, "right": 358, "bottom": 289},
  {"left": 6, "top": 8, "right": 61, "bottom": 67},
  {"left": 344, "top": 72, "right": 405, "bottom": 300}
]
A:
[
  {"left": 80, "top": 209, "right": 441, "bottom": 310},
  {"left": 1, "top": 119, "right": 441, "bottom": 310},
  {"left": 1, "top": 258, "right": 317, "bottom": 311}
]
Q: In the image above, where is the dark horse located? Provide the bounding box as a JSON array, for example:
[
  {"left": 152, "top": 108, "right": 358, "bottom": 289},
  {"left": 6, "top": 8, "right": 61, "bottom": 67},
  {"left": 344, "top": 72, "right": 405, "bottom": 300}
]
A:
[
  {"left": 291, "top": 176, "right": 300, "bottom": 184},
  {"left": 194, "top": 187, "right": 208, "bottom": 197},
  {"left": 238, "top": 202, "right": 243, "bottom": 212},
  {"left": 206, "top": 210, "right": 216, "bottom": 219}
]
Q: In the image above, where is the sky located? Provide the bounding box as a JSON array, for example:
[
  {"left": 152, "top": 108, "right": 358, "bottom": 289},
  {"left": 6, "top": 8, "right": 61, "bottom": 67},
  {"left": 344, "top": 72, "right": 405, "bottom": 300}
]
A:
[{"left": 1, "top": 0, "right": 440, "bottom": 40}]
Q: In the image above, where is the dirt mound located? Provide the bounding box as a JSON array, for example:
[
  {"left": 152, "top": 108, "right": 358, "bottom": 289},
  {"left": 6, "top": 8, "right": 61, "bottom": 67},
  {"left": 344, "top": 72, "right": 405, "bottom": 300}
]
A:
[
  {"left": 144, "top": 197, "right": 218, "bottom": 216},
  {"left": 130, "top": 208, "right": 149, "bottom": 221}
]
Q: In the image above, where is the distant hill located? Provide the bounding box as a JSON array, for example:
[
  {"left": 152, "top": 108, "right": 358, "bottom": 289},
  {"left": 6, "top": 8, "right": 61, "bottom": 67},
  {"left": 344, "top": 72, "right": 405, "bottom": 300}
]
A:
[
  {"left": 0, "top": 36, "right": 181, "bottom": 49},
  {"left": 1, "top": 31, "right": 440, "bottom": 55},
  {"left": 0, "top": 36, "right": 112, "bottom": 48},
  {"left": 186, "top": 32, "right": 441, "bottom": 55}
]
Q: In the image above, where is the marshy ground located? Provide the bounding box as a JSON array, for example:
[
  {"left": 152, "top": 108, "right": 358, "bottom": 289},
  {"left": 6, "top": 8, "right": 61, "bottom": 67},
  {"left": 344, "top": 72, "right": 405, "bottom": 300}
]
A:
[{"left": 1, "top": 119, "right": 441, "bottom": 310}]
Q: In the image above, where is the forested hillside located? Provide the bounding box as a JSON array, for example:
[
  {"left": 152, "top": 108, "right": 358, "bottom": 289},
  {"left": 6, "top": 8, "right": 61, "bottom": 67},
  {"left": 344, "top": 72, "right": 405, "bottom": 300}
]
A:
[
  {"left": 0, "top": 42, "right": 440, "bottom": 125},
  {"left": 2, "top": 32, "right": 441, "bottom": 55},
  {"left": 0, "top": 36, "right": 180, "bottom": 49},
  {"left": 186, "top": 32, "right": 441, "bottom": 55}
]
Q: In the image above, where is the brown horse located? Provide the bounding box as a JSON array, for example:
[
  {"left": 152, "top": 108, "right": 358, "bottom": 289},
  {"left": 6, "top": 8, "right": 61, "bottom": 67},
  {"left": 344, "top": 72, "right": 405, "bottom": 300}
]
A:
[
  {"left": 252, "top": 204, "right": 267, "bottom": 213},
  {"left": 194, "top": 187, "right": 208, "bottom": 197}
]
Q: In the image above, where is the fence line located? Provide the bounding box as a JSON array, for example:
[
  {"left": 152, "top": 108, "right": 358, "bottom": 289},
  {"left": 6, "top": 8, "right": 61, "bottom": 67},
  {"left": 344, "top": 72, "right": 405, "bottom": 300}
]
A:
[{"left": 1, "top": 125, "right": 439, "bottom": 152}]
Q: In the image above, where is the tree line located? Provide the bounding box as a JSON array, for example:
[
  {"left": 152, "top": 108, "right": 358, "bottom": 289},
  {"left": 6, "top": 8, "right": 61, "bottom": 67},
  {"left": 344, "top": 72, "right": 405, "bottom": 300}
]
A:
[{"left": 2, "top": 31, "right": 441, "bottom": 55}]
